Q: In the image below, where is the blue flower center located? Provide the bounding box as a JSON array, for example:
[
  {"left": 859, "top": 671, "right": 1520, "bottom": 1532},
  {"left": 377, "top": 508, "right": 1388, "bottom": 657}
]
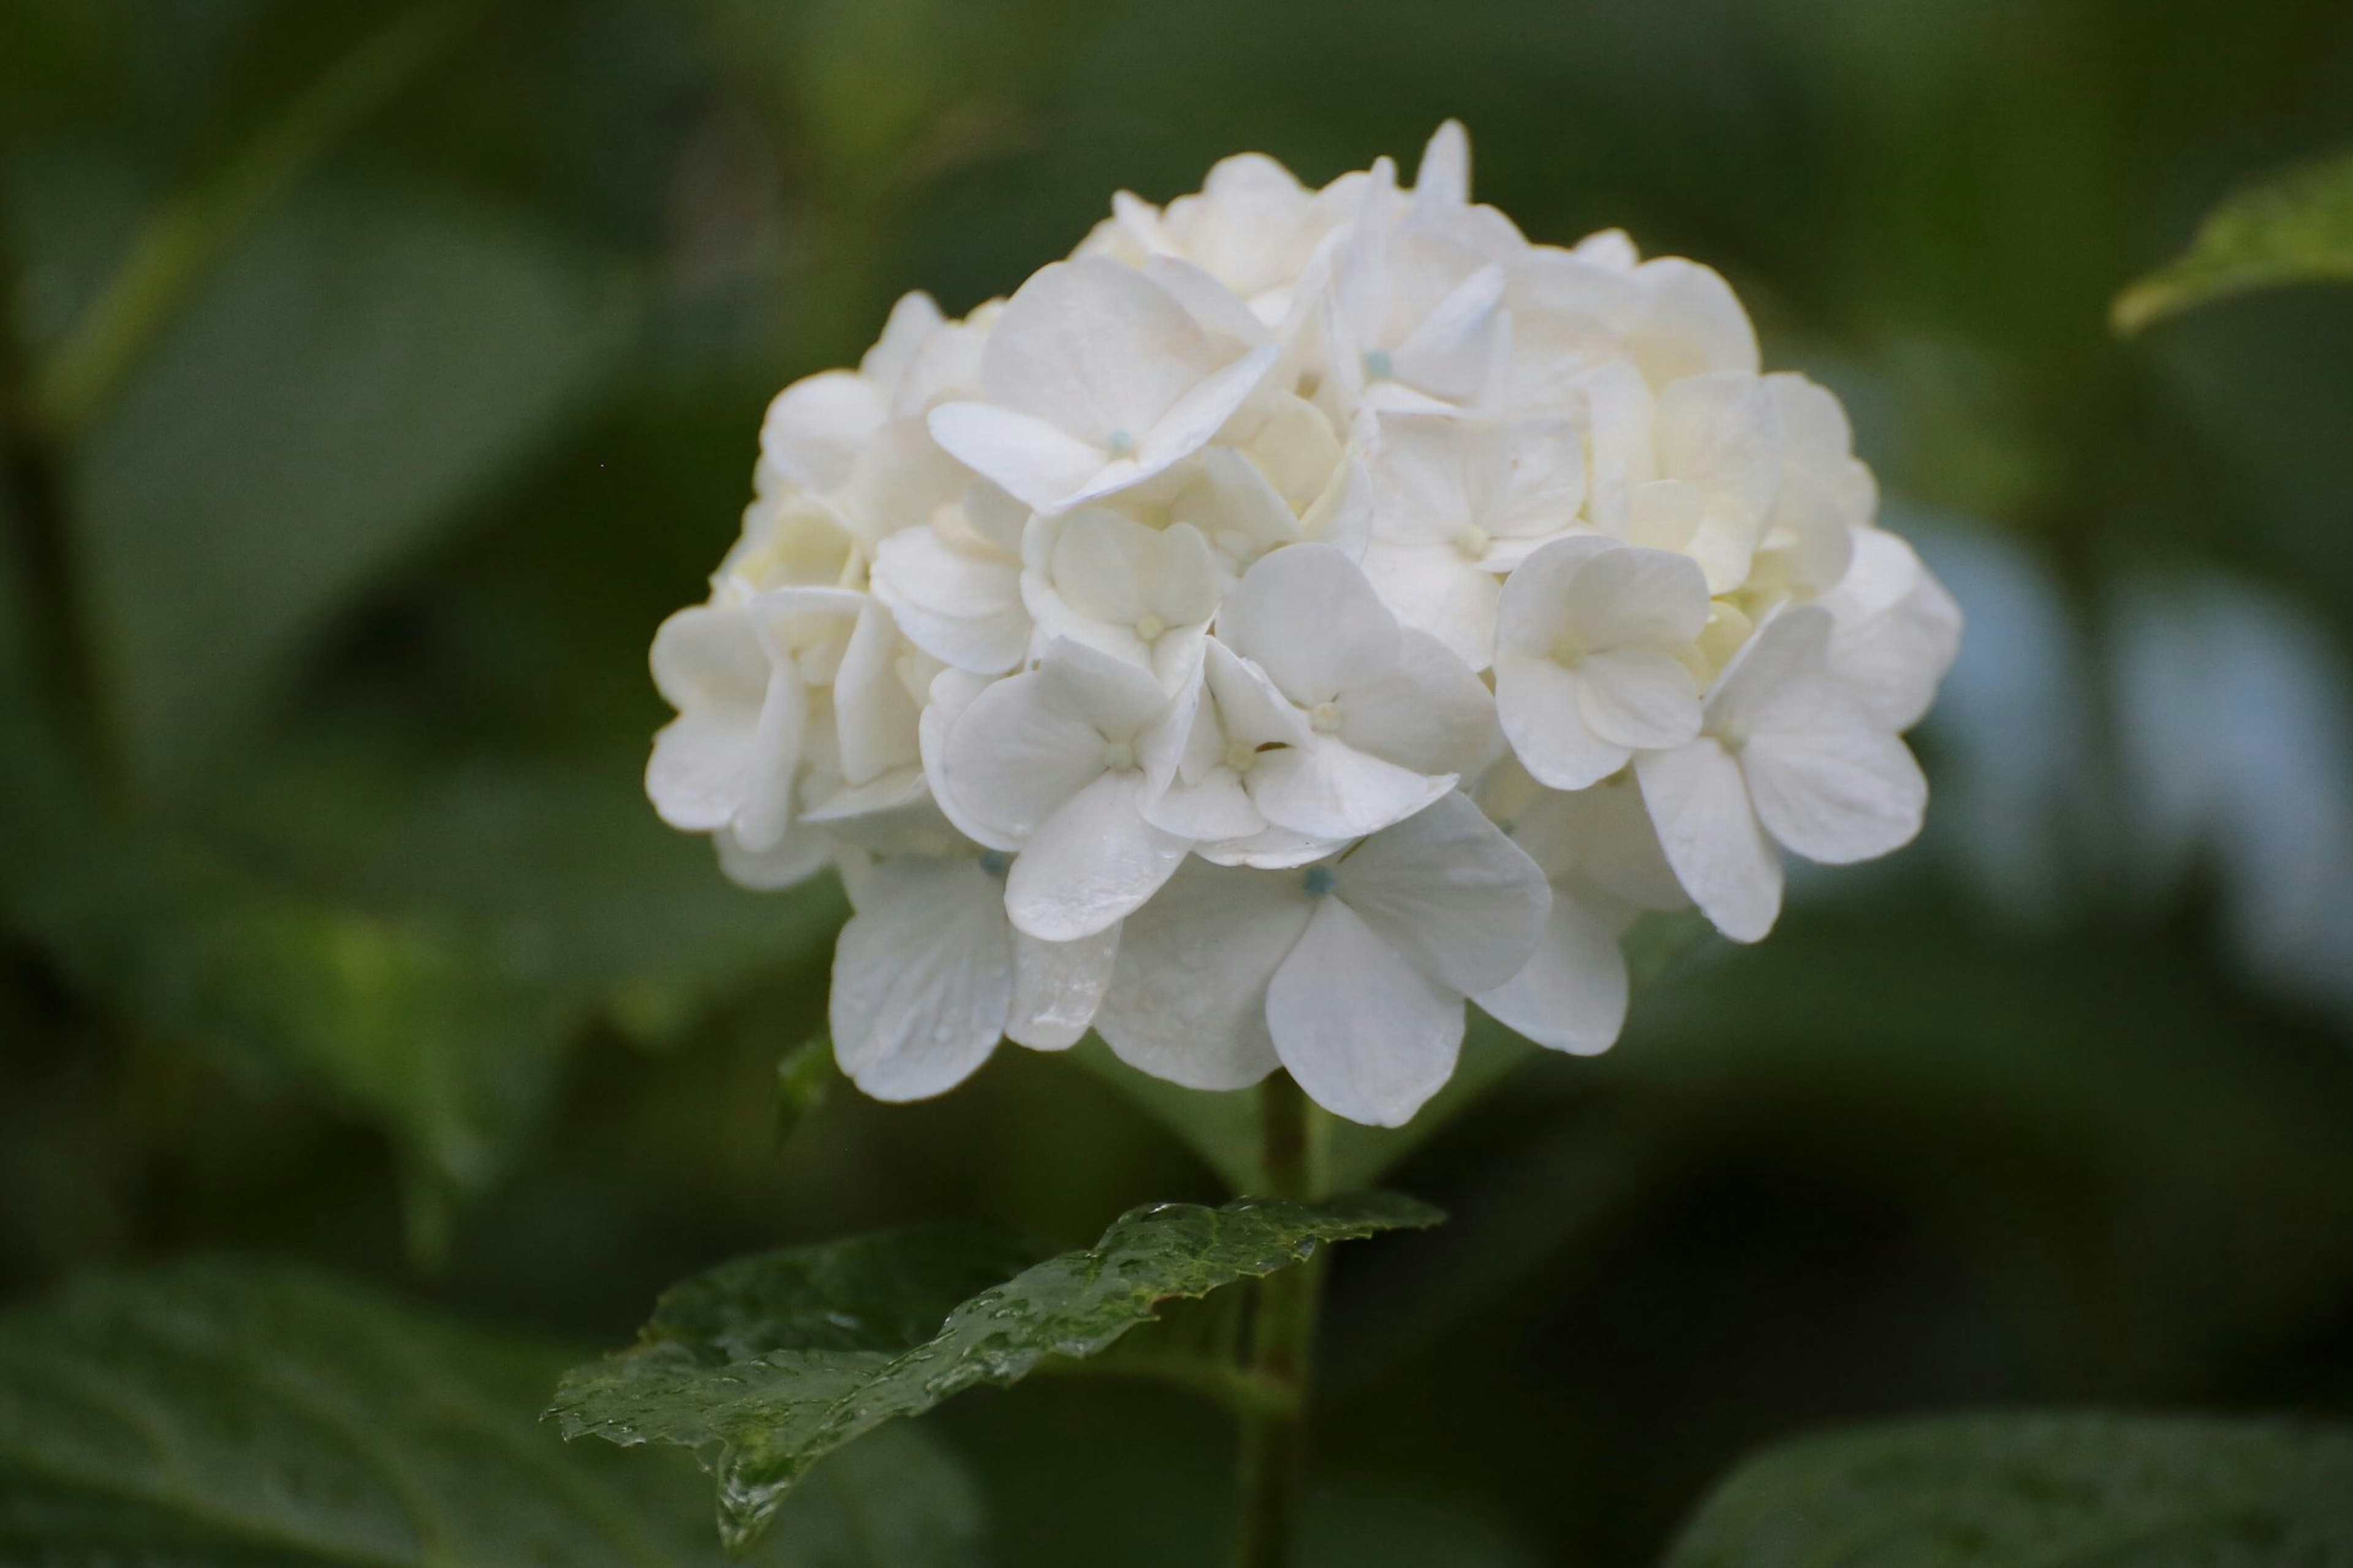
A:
[
  {"left": 1362, "top": 348, "right": 1394, "bottom": 379},
  {"left": 1301, "top": 865, "right": 1337, "bottom": 897},
  {"left": 978, "top": 849, "right": 1012, "bottom": 879}
]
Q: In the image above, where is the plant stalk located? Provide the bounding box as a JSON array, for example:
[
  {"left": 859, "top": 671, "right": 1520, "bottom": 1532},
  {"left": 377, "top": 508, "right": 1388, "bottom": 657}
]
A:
[{"left": 1234, "top": 1071, "right": 1327, "bottom": 1568}]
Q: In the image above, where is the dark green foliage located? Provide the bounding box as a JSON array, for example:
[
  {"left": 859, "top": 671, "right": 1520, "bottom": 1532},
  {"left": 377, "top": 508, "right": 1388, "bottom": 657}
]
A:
[
  {"left": 0, "top": 1261, "right": 985, "bottom": 1567},
  {"left": 1666, "top": 1413, "right": 2353, "bottom": 1567}
]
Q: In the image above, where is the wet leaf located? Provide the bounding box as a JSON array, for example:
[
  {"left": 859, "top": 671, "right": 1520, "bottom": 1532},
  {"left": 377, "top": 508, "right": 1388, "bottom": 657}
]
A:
[
  {"left": 553, "top": 1194, "right": 1442, "bottom": 1554},
  {"left": 1664, "top": 1412, "right": 2353, "bottom": 1567}
]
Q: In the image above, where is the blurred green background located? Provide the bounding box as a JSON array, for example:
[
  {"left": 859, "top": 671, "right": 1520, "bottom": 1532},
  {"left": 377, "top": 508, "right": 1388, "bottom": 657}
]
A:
[{"left": 6, "top": 0, "right": 2353, "bottom": 1562}]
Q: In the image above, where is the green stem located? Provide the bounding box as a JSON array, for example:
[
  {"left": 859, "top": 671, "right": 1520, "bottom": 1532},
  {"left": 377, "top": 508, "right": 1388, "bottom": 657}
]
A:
[{"left": 1234, "top": 1072, "right": 1327, "bottom": 1568}]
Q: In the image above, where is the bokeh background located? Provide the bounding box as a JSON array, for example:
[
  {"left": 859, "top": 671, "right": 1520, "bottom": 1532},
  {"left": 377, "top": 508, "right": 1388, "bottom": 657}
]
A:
[{"left": 6, "top": 0, "right": 2353, "bottom": 1562}]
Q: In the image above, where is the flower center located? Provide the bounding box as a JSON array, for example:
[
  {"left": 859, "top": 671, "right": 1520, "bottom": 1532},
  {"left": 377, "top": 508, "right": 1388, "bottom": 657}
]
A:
[
  {"left": 1105, "top": 428, "right": 1138, "bottom": 458},
  {"left": 1223, "top": 740, "right": 1259, "bottom": 774},
  {"left": 1134, "top": 612, "right": 1165, "bottom": 642},
  {"left": 1453, "top": 523, "right": 1491, "bottom": 559},
  {"left": 1301, "top": 864, "right": 1338, "bottom": 897},
  {"left": 1362, "top": 348, "right": 1394, "bottom": 379},
  {"left": 977, "top": 849, "right": 1011, "bottom": 879},
  {"left": 1550, "top": 633, "right": 1585, "bottom": 667},
  {"left": 1309, "top": 700, "right": 1343, "bottom": 732},
  {"left": 1101, "top": 738, "right": 1138, "bottom": 771}
]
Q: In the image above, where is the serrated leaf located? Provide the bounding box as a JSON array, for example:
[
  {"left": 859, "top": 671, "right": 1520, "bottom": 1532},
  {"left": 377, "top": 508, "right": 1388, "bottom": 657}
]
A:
[
  {"left": 554, "top": 1194, "right": 1442, "bottom": 1554},
  {"left": 0, "top": 1260, "right": 987, "bottom": 1568},
  {"left": 1664, "top": 1412, "right": 2353, "bottom": 1568},
  {"left": 2114, "top": 150, "right": 2353, "bottom": 332}
]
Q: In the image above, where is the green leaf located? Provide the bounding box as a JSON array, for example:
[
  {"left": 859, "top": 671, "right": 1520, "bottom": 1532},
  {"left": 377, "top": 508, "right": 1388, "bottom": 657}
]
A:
[
  {"left": 0, "top": 1260, "right": 987, "bottom": 1567},
  {"left": 56, "top": 169, "right": 631, "bottom": 794},
  {"left": 1663, "top": 1412, "right": 2353, "bottom": 1568},
  {"left": 554, "top": 1194, "right": 1443, "bottom": 1554},
  {"left": 2114, "top": 150, "right": 2353, "bottom": 332}
]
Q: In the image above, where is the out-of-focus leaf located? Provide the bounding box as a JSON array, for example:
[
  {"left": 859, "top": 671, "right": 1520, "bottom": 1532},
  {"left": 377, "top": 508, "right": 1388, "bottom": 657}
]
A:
[
  {"left": 59, "top": 172, "right": 629, "bottom": 795},
  {"left": 0, "top": 1260, "right": 987, "bottom": 1568},
  {"left": 1063, "top": 909, "right": 1715, "bottom": 1194},
  {"left": 554, "top": 1194, "right": 1441, "bottom": 1553},
  {"left": 2114, "top": 150, "right": 2353, "bottom": 332},
  {"left": 773, "top": 1037, "right": 835, "bottom": 1142},
  {"left": 1663, "top": 1412, "right": 2353, "bottom": 1567}
]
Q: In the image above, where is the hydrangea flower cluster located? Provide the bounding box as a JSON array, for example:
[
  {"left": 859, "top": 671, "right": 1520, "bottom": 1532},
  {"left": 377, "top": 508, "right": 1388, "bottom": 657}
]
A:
[{"left": 647, "top": 124, "right": 1960, "bottom": 1127}]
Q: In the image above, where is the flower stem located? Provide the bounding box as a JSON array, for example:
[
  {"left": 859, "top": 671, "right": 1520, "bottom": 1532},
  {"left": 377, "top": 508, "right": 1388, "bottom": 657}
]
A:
[{"left": 1235, "top": 1071, "right": 1326, "bottom": 1568}]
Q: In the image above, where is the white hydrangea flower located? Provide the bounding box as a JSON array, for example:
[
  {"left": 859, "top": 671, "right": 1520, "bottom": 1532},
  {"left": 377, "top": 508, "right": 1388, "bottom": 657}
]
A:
[
  {"left": 1094, "top": 792, "right": 1549, "bottom": 1126},
  {"left": 1635, "top": 605, "right": 1930, "bottom": 942},
  {"left": 829, "top": 848, "right": 1119, "bottom": 1100},
  {"left": 928, "top": 259, "right": 1278, "bottom": 515},
  {"left": 1357, "top": 412, "right": 1587, "bottom": 668},
  {"left": 1210, "top": 542, "right": 1498, "bottom": 841},
  {"left": 1473, "top": 763, "right": 1689, "bottom": 1056},
  {"left": 930, "top": 637, "right": 1190, "bottom": 941},
  {"left": 1493, "top": 535, "right": 1710, "bottom": 790},
  {"left": 645, "top": 119, "right": 1961, "bottom": 1124}
]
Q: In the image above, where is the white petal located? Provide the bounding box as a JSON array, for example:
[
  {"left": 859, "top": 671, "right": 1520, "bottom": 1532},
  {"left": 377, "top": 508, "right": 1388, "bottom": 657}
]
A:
[
  {"left": 935, "top": 668, "right": 1106, "bottom": 844},
  {"left": 1473, "top": 894, "right": 1629, "bottom": 1056},
  {"left": 1104, "top": 344, "right": 1278, "bottom": 498},
  {"left": 983, "top": 258, "right": 1218, "bottom": 441},
  {"left": 1148, "top": 766, "right": 1264, "bottom": 841},
  {"left": 1626, "top": 257, "right": 1759, "bottom": 385},
  {"left": 1413, "top": 119, "right": 1471, "bottom": 211},
  {"left": 760, "top": 370, "right": 887, "bottom": 493},
  {"left": 1333, "top": 789, "right": 1551, "bottom": 993},
  {"left": 1705, "top": 604, "right": 1835, "bottom": 738},
  {"left": 714, "top": 821, "right": 832, "bottom": 891},
  {"left": 833, "top": 601, "right": 921, "bottom": 787},
  {"left": 861, "top": 290, "right": 945, "bottom": 395},
  {"left": 1143, "top": 256, "right": 1269, "bottom": 345},
  {"left": 1366, "top": 414, "right": 1480, "bottom": 548},
  {"left": 1196, "top": 824, "right": 1354, "bottom": 869},
  {"left": 926, "top": 402, "right": 1105, "bottom": 517},
  {"left": 1268, "top": 898, "right": 1463, "bottom": 1128},
  {"left": 1337, "top": 626, "right": 1500, "bottom": 775},
  {"left": 1635, "top": 739, "right": 1782, "bottom": 942},
  {"left": 1496, "top": 653, "right": 1629, "bottom": 791},
  {"left": 1216, "top": 542, "right": 1400, "bottom": 706},
  {"left": 1007, "top": 924, "right": 1121, "bottom": 1050},
  {"left": 1743, "top": 711, "right": 1929, "bottom": 865},
  {"left": 1203, "top": 638, "right": 1314, "bottom": 749},
  {"left": 1094, "top": 860, "right": 1305, "bottom": 1089},
  {"left": 647, "top": 710, "right": 757, "bottom": 833},
  {"left": 1506, "top": 772, "right": 1690, "bottom": 912},
  {"left": 1249, "top": 732, "right": 1452, "bottom": 840},
  {"left": 1004, "top": 770, "right": 1191, "bottom": 941},
  {"left": 1044, "top": 508, "right": 1157, "bottom": 624},
  {"left": 829, "top": 857, "right": 1014, "bottom": 1100},
  {"left": 1577, "top": 648, "right": 1702, "bottom": 751},
  {"left": 877, "top": 536, "right": 1031, "bottom": 675},
  {"left": 1493, "top": 533, "right": 1620, "bottom": 657},
  {"left": 1821, "top": 529, "right": 1963, "bottom": 731},
  {"left": 732, "top": 661, "right": 809, "bottom": 850},
  {"left": 1360, "top": 542, "right": 1501, "bottom": 670},
  {"left": 1563, "top": 543, "right": 1711, "bottom": 652},
  {"left": 1034, "top": 634, "right": 1171, "bottom": 737},
  {"left": 650, "top": 603, "right": 768, "bottom": 713}
]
